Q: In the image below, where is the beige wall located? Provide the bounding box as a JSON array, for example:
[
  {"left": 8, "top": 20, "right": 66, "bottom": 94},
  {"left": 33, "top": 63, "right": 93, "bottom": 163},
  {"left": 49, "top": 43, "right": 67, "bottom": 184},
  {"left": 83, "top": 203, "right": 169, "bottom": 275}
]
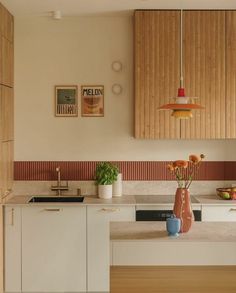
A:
[{"left": 14, "top": 15, "right": 234, "bottom": 161}]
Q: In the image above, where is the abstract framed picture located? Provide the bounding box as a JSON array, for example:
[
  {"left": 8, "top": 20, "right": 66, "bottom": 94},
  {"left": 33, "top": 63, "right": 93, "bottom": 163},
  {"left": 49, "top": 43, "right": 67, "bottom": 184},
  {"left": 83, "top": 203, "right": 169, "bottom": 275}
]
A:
[
  {"left": 81, "top": 85, "right": 104, "bottom": 117},
  {"left": 55, "top": 85, "right": 78, "bottom": 117}
]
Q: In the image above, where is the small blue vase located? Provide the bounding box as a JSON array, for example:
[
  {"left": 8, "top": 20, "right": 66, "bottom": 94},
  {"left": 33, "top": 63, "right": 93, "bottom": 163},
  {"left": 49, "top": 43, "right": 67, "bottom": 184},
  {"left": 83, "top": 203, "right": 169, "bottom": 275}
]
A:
[{"left": 166, "top": 215, "right": 181, "bottom": 237}]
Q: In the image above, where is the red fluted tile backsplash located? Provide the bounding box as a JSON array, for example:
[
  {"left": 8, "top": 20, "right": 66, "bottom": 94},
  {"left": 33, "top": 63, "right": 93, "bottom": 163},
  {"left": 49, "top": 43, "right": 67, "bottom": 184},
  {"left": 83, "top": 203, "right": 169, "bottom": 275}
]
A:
[{"left": 13, "top": 161, "right": 233, "bottom": 181}]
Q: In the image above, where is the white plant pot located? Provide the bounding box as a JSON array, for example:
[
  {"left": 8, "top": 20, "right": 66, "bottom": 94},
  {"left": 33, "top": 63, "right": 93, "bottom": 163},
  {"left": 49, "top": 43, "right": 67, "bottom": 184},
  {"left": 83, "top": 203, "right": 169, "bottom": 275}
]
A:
[
  {"left": 113, "top": 173, "right": 122, "bottom": 197},
  {"left": 98, "top": 185, "right": 113, "bottom": 199}
]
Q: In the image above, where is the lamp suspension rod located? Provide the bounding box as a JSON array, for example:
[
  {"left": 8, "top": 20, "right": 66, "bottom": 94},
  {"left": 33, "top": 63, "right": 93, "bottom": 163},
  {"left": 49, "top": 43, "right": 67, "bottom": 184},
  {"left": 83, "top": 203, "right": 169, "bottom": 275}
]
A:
[{"left": 180, "top": 9, "right": 183, "bottom": 88}]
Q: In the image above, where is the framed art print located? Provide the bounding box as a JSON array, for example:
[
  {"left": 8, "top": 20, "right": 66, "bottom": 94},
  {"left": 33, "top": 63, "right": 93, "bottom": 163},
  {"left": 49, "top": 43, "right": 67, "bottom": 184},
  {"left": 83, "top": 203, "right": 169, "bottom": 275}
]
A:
[
  {"left": 81, "top": 85, "right": 104, "bottom": 117},
  {"left": 55, "top": 85, "right": 78, "bottom": 117}
]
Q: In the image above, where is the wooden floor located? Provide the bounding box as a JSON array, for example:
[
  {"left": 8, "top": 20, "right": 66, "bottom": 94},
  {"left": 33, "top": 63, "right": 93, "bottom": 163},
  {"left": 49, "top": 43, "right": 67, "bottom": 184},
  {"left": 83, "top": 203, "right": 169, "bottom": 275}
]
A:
[{"left": 110, "top": 266, "right": 236, "bottom": 293}]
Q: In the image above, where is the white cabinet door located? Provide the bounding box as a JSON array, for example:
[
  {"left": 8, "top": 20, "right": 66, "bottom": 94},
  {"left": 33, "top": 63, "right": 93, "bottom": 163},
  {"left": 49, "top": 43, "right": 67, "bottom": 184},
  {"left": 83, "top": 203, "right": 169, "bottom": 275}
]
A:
[
  {"left": 202, "top": 205, "right": 236, "bottom": 221},
  {"left": 87, "top": 205, "right": 135, "bottom": 292},
  {"left": 22, "top": 206, "right": 86, "bottom": 292},
  {"left": 4, "top": 206, "right": 22, "bottom": 292}
]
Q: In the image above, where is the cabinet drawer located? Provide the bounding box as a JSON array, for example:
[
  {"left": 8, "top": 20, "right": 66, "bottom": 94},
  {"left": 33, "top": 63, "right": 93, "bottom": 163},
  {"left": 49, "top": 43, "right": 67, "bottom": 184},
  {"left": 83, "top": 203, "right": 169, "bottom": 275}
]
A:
[{"left": 202, "top": 205, "right": 236, "bottom": 221}]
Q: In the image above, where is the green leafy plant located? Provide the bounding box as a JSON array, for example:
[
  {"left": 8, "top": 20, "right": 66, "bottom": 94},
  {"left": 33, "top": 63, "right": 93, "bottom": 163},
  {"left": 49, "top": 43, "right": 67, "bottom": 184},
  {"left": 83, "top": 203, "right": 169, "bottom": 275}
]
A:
[{"left": 95, "top": 162, "right": 119, "bottom": 185}]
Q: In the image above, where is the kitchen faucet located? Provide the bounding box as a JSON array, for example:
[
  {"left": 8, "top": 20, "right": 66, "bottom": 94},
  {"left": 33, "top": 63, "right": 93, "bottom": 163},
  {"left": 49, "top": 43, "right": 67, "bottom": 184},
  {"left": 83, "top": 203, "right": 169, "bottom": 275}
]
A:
[{"left": 51, "top": 166, "right": 69, "bottom": 195}]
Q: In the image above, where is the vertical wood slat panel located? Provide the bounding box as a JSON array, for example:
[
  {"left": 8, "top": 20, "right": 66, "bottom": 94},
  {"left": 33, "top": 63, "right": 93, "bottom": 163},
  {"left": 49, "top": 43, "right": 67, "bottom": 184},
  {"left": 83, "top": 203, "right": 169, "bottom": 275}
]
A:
[
  {"left": 181, "top": 11, "right": 226, "bottom": 139},
  {"left": 134, "top": 12, "right": 141, "bottom": 138},
  {"left": 134, "top": 11, "right": 180, "bottom": 139},
  {"left": 226, "top": 11, "right": 236, "bottom": 138},
  {"left": 144, "top": 12, "right": 150, "bottom": 138}
]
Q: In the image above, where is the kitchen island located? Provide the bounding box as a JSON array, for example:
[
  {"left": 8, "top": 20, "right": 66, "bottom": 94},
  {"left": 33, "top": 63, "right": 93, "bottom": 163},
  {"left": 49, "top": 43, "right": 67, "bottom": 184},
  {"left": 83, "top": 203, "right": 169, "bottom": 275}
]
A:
[
  {"left": 110, "top": 221, "right": 236, "bottom": 293},
  {"left": 110, "top": 221, "right": 236, "bottom": 265}
]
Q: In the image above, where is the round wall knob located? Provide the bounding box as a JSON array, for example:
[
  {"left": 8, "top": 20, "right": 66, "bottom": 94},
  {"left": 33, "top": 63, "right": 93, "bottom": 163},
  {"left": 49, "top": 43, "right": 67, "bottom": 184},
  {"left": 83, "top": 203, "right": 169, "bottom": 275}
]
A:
[
  {"left": 111, "top": 61, "right": 122, "bottom": 72},
  {"left": 112, "top": 84, "right": 123, "bottom": 95}
]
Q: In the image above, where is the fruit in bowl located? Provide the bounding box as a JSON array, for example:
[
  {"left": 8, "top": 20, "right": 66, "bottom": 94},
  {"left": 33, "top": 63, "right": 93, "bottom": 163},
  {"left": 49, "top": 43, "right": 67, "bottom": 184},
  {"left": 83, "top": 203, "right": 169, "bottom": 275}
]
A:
[
  {"left": 230, "top": 189, "right": 236, "bottom": 200},
  {"left": 221, "top": 192, "right": 231, "bottom": 200}
]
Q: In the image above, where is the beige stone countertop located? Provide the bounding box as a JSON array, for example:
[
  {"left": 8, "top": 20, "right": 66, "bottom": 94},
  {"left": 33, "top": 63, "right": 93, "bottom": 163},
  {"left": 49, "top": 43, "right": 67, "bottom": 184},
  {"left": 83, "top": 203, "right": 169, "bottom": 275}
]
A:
[
  {"left": 110, "top": 221, "right": 236, "bottom": 242},
  {"left": 5, "top": 194, "right": 236, "bottom": 206},
  {"left": 4, "top": 194, "right": 136, "bottom": 206},
  {"left": 135, "top": 194, "right": 236, "bottom": 205},
  {"left": 135, "top": 194, "right": 200, "bottom": 205},
  {"left": 194, "top": 194, "right": 236, "bottom": 205}
]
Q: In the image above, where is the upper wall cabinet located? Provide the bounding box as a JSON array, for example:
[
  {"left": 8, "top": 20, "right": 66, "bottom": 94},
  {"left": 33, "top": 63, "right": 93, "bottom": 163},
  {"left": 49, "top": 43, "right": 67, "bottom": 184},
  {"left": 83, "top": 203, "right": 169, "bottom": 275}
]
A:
[
  {"left": 0, "top": 3, "right": 14, "bottom": 88},
  {"left": 0, "top": 86, "right": 14, "bottom": 141},
  {"left": 134, "top": 11, "right": 181, "bottom": 139},
  {"left": 1, "top": 37, "right": 14, "bottom": 87},
  {"left": 0, "top": 3, "right": 14, "bottom": 42},
  {"left": 134, "top": 10, "right": 236, "bottom": 139},
  {"left": 181, "top": 11, "right": 226, "bottom": 139},
  {"left": 0, "top": 3, "right": 14, "bottom": 202}
]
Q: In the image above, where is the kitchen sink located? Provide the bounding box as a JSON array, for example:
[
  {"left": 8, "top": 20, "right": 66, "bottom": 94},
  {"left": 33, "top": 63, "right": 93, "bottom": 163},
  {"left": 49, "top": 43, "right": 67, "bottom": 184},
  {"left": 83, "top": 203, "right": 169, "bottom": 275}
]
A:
[{"left": 28, "top": 196, "right": 84, "bottom": 203}]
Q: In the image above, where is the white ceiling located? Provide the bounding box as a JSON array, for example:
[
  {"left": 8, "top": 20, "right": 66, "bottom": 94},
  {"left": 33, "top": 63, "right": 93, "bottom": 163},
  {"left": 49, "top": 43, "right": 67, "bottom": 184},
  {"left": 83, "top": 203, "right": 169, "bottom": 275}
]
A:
[{"left": 2, "top": 0, "right": 236, "bottom": 17}]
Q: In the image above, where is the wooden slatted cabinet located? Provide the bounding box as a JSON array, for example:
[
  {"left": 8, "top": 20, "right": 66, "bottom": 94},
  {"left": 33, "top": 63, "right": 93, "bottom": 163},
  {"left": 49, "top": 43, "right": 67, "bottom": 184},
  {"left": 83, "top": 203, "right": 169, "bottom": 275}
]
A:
[
  {"left": 0, "top": 2, "right": 14, "bottom": 200},
  {"left": 135, "top": 10, "right": 180, "bottom": 139},
  {"left": 181, "top": 11, "right": 226, "bottom": 139},
  {"left": 1, "top": 37, "right": 13, "bottom": 87},
  {"left": 134, "top": 10, "right": 236, "bottom": 139},
  {"left": 0, "top": 86, "right": 14, "bottom": 141},
  {"left": 0, "top": 3, "right": 14, "bottom": 292}
]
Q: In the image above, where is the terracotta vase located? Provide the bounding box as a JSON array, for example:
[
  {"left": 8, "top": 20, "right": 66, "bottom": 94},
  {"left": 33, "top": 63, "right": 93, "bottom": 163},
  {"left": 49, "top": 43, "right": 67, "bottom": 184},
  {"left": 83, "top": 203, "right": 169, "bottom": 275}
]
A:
[{"left": 173, "top": 188, "right": 194, "bottom": 233}]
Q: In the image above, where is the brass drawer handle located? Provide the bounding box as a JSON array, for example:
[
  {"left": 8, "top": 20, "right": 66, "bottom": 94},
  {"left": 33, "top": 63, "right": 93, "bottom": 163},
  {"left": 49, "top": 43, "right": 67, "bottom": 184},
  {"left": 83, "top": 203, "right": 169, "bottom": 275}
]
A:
[
  {"left": 43, "top": 208, "right": 61, "bottom": 212},
  {"left": 100, "top": 208, "right": 120, "bottom": 212},
  {"left": 11, "top": 208, "right": 14, "bottom": 226},
  {"left": 5, "top": 189, "right": 12, "bottom": 195},
  {"left": 229, "top": 208, "right": 236, "bottom": 212}
]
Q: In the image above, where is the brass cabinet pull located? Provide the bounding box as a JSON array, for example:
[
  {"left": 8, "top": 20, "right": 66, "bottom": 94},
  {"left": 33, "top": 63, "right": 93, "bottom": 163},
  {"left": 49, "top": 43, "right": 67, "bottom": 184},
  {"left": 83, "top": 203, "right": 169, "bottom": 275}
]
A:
[
  {"left": 11, "top": 208, "right": 14, "bottom": 226},
  {"left": 43, "top": 208, "right": 61, "bottom": 212},
  {"left": 229, "top": 208, "right": 236, "bottom": 212},
  {"left": 6, "top": 189, "right": 12, "bottom": 195},
  {"left": 100, "top": 208, "right": 120, "bottom": 212},
  {"left": 3, "top": 189, "right": 12, "bottom": 198}
]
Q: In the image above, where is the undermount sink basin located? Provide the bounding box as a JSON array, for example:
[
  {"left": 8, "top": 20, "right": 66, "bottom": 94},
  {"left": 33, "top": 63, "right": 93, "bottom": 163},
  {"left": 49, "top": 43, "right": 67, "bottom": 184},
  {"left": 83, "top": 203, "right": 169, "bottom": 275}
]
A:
[{"left": 28, "top": 196, "right": 84, "bottom": 203}]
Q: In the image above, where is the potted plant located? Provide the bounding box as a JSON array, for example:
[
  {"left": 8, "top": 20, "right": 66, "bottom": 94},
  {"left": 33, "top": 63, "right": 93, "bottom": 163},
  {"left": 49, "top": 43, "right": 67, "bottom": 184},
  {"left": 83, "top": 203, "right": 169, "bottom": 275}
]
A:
[{"left": 95, "top": 162, "right": 119, "bottom": 199}]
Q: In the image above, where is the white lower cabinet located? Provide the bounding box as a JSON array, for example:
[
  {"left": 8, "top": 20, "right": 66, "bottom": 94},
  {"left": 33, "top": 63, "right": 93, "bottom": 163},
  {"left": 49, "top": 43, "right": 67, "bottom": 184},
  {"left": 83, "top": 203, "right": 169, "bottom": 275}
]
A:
[
  {"left": 21, "top": 206, "right": 86, "bottom": 292},
  {"left": 4, "top": 206, "right": 22, "bottom": 292},
  {"left": 202, "top": 205, "right": 236, "bottom": 221},
  {"left": 87, "top": 205, "right": 135, "bottom": 292},
  {"left": 5, "top": 204, "right": 135, "bottom": 293}
]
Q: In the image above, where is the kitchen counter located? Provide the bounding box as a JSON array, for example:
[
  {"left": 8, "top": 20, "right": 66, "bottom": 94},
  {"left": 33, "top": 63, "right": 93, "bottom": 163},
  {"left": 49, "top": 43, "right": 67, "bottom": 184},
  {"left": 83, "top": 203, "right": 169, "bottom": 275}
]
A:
[
  {"left": 5, "top": 193, "right": 236, "bottom": 206},
  {"left": 194, "top": 194, "right": 236, "bottom": 205},
  {"left": 135, "top": 194, "right": 199, "bottom": 204},
  {"left": 4, "top": 194, "right": 136, "bottom": 206},
  {"left": 110, "top": 221, "right": 236, "bottom": 265},
  {"left": 136, "top": 194, "right": 236, "bottom": 205}
]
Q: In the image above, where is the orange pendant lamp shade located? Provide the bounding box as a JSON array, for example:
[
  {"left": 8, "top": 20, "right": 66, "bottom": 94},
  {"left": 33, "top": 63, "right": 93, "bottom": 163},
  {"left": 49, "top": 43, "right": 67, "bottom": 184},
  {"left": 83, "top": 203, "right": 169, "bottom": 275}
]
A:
[{"left": 159, "top": 87, "right": 204, "bottom": 119}]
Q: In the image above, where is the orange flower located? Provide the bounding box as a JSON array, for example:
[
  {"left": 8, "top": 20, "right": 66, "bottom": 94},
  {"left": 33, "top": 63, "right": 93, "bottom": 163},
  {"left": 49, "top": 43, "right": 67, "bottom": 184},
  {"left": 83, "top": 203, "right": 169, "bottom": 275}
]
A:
[
  {"left": 173, "top": 160, "right": 188, "bottom": 169},
  {"left": 189, "top": 154, "right": 201, "bottom": 164},
  {"left": 167, "top": 164, "right": 175, "bottom": 171},
  {"left": 167, "top": 153, "right": 205, "bottom": 189}
]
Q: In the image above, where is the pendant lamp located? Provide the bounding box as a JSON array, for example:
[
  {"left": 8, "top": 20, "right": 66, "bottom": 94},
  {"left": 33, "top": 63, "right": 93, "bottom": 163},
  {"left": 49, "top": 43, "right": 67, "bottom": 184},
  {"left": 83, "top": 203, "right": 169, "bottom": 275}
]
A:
[{"left": 159, "top": 10, "right": 204, "bottom": 119}]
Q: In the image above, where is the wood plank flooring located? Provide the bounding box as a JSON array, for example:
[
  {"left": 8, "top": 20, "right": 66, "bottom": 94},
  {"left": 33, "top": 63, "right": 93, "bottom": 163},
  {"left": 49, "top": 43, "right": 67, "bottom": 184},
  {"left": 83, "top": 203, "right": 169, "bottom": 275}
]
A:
[{"left": 110, "top": 266, "right": 236, "bottom": 293}]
